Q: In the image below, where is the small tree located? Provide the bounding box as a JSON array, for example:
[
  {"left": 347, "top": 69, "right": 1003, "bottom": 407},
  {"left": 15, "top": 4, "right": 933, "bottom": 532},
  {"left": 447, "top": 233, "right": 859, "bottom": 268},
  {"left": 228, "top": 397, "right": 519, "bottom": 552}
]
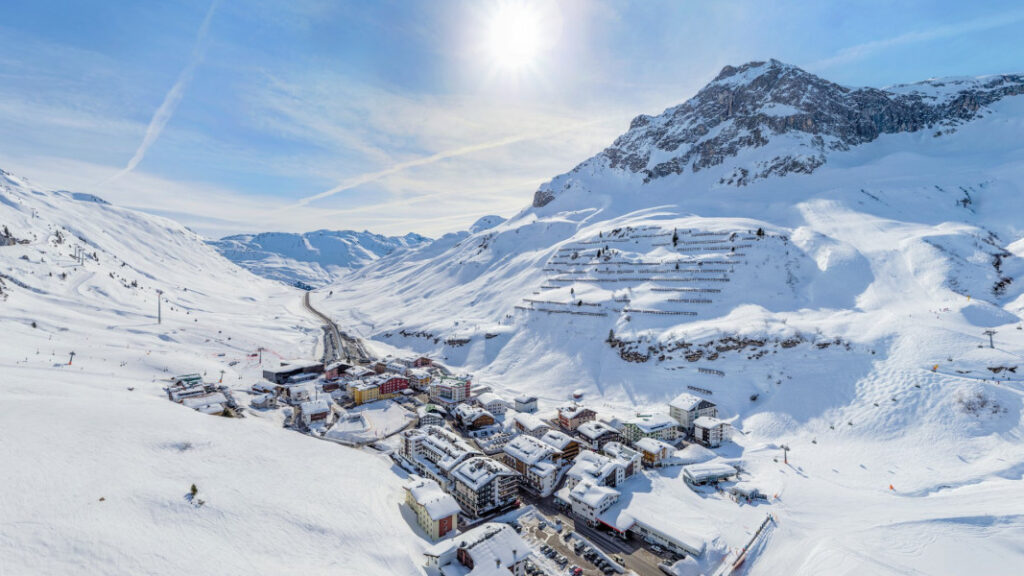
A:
[
  {"left": 756, "top": 227, "right": 765, "bottom": 237},
  {"left": 190, "top": 484, "right": 198, "bottom": 498},
  {"left": 607, "top": 329, "right": 615, "bottom": 342},
  {"left": 672, "top": 228, "right": 679, "bottom": 247}
]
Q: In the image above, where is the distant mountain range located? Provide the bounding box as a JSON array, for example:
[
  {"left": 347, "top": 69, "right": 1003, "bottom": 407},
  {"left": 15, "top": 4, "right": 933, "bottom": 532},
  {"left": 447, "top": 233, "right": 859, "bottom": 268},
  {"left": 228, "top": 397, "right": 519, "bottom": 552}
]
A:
[{"left": 209, "top": 229, "right": 432, "bottom": 288}]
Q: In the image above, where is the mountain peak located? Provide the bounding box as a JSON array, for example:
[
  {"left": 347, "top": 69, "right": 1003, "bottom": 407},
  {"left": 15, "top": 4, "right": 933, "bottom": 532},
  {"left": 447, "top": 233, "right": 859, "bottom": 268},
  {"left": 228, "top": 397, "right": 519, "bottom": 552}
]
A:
[{"left": 533, "top": 62, "right": 1024, "bottom": 207}]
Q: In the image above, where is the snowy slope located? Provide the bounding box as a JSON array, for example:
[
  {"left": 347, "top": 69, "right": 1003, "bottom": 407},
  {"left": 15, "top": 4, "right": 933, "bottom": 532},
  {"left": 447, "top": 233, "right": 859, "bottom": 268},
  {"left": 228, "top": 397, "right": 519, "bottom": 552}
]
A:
[
  {"left": 314, "top": 62, "right": 1024, "bottom": 574},
  {"left": 210, "top": 229, "right": 431, "bottom": 287},
  {"left": 0, "top": 170, "right": 428, "bottom": 575}
]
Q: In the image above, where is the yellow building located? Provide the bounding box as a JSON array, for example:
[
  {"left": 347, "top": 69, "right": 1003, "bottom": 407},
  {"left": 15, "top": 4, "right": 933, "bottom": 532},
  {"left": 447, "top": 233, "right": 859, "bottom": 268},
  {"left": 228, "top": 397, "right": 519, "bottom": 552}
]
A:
[
  {"left": 404, "top": 477, "right": 460, "bottom": 541},
  {"left": 352, "top": 382, "right": 380, "bottom": 405}
]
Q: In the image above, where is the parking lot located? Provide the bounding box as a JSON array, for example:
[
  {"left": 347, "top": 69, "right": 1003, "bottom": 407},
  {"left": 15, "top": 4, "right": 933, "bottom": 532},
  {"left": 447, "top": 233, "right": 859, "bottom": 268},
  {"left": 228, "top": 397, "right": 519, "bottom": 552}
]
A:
[{"left": 516, "top": 495, "right": 675, "bottom": 576}]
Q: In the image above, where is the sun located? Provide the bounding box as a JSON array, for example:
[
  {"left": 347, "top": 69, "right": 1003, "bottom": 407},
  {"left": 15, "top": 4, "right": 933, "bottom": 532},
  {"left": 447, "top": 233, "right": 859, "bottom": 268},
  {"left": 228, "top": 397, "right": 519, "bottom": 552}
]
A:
[{"left": 486, "top": 1, "right": 544, "bottom": 71}]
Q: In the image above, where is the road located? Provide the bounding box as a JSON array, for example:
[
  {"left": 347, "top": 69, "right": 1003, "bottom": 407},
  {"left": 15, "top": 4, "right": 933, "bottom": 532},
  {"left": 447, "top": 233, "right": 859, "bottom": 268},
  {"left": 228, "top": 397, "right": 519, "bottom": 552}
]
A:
[{"left": 302, "top": 291, "right": 371, "bottom": 365}]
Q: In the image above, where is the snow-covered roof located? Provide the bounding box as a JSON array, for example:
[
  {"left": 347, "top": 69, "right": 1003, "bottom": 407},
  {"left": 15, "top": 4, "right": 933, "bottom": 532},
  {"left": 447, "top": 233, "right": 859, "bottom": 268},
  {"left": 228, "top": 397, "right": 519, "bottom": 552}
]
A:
[
  {"left": 451, "top": 456, "right": 516, "bottom": 491},
  {"left": 577, "top": 420, "right": 620, "bottom": 440},
  {"left": 405, "top": 477, "right": 461, "bottom": 521},
  {"left": 512, "top": 411, "right": 550, "bottom": 432},
  {"left": 409, "top": 368, "right": 431, "bottom": 379},
  {"left": 504, "top": 434, "right": 559, "bottom": 465},
  {"left": 634, "top": 437, "right": 674, "bottom": 454},
  {"left": 570, "top": 480, "right": 619, "bottom": 509},
  {"left": 475, "top": 392, "right": 508, "bottom": 407},
  {"left": 181, "top": 392, "right": 226, "bottom": 409},
  {"left": 405, "top": 425, "right": 480, "bottom": 472},
  {"left": 301, "top": 399, "right": 331, "bottom": 414},
  {"left": 195, "top": 403, "right": 224, "bottom": 414},
  {"left": 602, "top": 442, "right": 640, "bottom": 463},
  {"left": 513, "top": 394, "right": 537, "bottom": 404},
  {"left": 669, "top": 392, "right": 703, "bottom": 411},
  {"left": 694, "top": 416, "right": 727, "bottom": 429},
  {"left": 567, "top": 450, "right": 621, "bottom": 485},
  {"left": 682, "top": 462, "right": 738, "bottom": 483},
  {"left": 454, "top": 403, "right": 493, "bottom": 423},
  {"left": 598, "top": 503, "right": 705, "bottom": 556},
  {"left": 626, "top": 413, "right": 677, "bottom": 433},
  {"left": 539, "top": 429, "right": 575, "bottom": 450},
  {"left": 558, "top": 404, "right": 594, "bottom": 419},
  {"left": 424, "top": 523, "right": 529, "bottom": 574}
]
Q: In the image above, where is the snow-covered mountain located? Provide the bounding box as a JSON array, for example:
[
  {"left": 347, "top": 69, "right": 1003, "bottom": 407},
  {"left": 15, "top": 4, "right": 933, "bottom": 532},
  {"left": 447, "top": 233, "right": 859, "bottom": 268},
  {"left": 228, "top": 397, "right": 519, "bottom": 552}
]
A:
[
  {"left": 210, "top": 229, "right": 431, "bottom": 287},
  {"left": 313, "top": 61, "right": 1024, "bottom": 574},
  {"left": 0, "top": 169, "right": 429, "bottom": 575}
]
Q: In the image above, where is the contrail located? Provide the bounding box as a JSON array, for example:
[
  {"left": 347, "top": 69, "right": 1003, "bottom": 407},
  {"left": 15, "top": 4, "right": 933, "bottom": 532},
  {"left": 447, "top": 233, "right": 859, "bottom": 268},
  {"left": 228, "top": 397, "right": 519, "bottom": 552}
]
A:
[
  {"left": 291, "top": 119, "right": 606, "bottom": 208},
  {"left": 811, "top": 8, "right": 1024, "bottom": 70},
  {"left": 102, "top": 1, "right": 219, "bottom": 185}
]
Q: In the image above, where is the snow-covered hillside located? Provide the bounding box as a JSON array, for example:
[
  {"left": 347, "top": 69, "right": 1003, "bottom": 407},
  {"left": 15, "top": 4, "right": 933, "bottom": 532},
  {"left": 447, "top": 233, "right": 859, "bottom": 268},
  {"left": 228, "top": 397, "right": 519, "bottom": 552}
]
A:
[
  {"left": 0, "top": 169, "right": 428, "bottom": 575},
  {"left": 210, "top": 229, "right": 431, "bottom": 287},
  {"left": 313, "top": 62, "right": 1024, "bottom": 574}
]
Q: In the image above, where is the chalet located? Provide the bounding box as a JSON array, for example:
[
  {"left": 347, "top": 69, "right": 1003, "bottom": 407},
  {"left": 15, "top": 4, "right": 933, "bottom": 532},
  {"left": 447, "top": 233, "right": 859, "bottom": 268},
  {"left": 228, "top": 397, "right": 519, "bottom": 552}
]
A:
[
  {"left": 281, "top": 383, "right": 315, "bottom": 405},
  {"left": 372, "top": 361, "right": 388, "bottom": 375},
  {"left": 412, "top": 356, "right": 433, "bottom": 368},
  {"left": 511, "top": 412, "right": 550, "bottom": 438},
  {"left": 250, "top": 393, "right": 277, "bottom": 410},
  {"left": 299, "top": 399, "right": 331, "bottom": 428},
  {"left": 416, "top": 405, "right": 446, "bottom": 428},
  {"left": 404, "top": 476, "right": 460, "bottom": 541},
  {"left": 345, "top": 366, "right": 376, "bottom": 381},
  {"left": 502, "top": 435, "right": 561, "bottom": 496},
  {"left": 634, "top": 437, "right": 675, "bottom": 467},
  {"left": 601, "top": 442, "right": 641, "bottom": 479},
  {"left": 539, "top": 429, "right": 580, "bottom": 461},
  {"left": 250, "top": 381, "right": 278, "bottom": 396},
  {"left": 423, "top": 522, "right": 530, "bottom": 576},
  {"left": 262, "top": 359, "right": 323, "bottom": 384},
  {"left": 321, "top": 379, "right": 341, "bottom": 393},
  {"left": 683, "top": 462, "right": 738, "bottom": 485},
  {"left": 475, "top": 392, "right": 511, "bottom": 416},
  {"left": 564, "top": 450, "right": 626, "bottom": 490},
  {"left": 453, "top": 404, "right": 496, "bottom": 430},
  {"left": 513, "top": 395, "right": 538, "bottom": 414},
  {"left": 693, "top": 416, "right": 731, "bottom": 448},
  {"left": 567, "top": 480, "right": 619, "bottom": 525},
  {"left": 730, "top": 483, "right": 767, "bottom": 502},
  {"left": 557, "top": 404, "right": 596, "bottom": 431},
  {"left": 450, "top": 456, "right": 519, "bottom": 518},
  {"left": 401, "top": 425, "right": 482, "bottom": 490},
  {"left": 408, "top": 368, "right": 432, "bottom": 390},
  {"left": 429, "top": 375, "right": 472, "bottom": 406},
  {"left": 622, "top": 413, "right": 679, "bottom": 444},
  {"left": 669, "top": 393, "right": 718, "bottom": 433},
  {"left": 576, "top": 420, "right": 622, "bottom": 451}
]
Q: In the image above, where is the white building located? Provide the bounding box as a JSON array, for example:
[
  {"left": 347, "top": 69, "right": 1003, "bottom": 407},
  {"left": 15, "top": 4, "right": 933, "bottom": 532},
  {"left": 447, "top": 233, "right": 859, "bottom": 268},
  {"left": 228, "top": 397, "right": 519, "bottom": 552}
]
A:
[
  {"left": 511, "top": 411, "right": 551, "bottom": 438},
  {"left": 565, "top": 450, "right": 626, "bottom": 490},
  {"left": 475, "top": 392, "right": 511, "bottom": 416},
  {"left": 404, "top": 476, "right": 460, "bottom": 541},
  {"left": 449, "top": 456, "right": 519, "bottom": 518},
  {"left": 567, "top": 480, "right": 619, "bottom": 525},
  {"left": 668, "top": 393, "right": 718, "bottom": 432},
  {"left": 417, "top": 405, "right": 445, "bottom": 428},
  {"left": 502, "top": 435, "right": 561, "bottom": 496},
  {"left": 429, "top": 376, "right": 472, "bottom": 406},
  {"left": 683, "top": 462, "right": 738, "bottom": 485},
  {"left": 423, "top": 522, "right": 530, "bottom": 576},
  {"left": 539, "top": 429, "right": 580, "bottom": 461},
  {"left": 299, "top": 398, "right": 331, "bottom": 428},
  {"left": 576, "top": 420, "right": 622, "bottom": 451},
  {"left": 401, "top": 425, "right": 482, "bottom": 489},
  {"left": 621, "top": 413, "right": 680, "bottom": 444},
  {"left": 513, "top": 395, "right": 538, "bottom": 414},
  {"left": 693, "top": 416, "right": 731, "bottom": 448},
  {"left": 601, "top": 442, "right": 642, "bottom": 480}
]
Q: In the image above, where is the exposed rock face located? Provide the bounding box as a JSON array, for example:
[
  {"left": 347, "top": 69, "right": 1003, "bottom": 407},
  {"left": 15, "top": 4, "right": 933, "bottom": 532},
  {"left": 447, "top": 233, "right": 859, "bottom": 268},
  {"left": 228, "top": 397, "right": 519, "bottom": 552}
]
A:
[{"left": 532, "top": 59, "right": 1024, "bottom": 207}]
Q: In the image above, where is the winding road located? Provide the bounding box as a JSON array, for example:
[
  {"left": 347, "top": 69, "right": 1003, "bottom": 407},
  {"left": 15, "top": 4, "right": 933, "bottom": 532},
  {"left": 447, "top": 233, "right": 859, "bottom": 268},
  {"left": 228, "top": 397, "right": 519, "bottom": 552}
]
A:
[{"left": 302, "top": 291, "right": 372, "bottom": 365}]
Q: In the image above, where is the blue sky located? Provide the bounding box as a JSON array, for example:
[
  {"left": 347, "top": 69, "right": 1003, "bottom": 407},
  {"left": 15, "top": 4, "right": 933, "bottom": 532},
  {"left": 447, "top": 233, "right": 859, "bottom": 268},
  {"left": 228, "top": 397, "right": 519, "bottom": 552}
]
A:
[{"left": 1, "top": 0, "right": 1022, "bottom": 238}]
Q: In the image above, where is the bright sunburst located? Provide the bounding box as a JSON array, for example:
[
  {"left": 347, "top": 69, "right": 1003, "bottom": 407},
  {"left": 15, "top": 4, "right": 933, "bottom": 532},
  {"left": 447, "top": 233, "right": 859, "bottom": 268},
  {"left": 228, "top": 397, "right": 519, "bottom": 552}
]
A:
[{"left": 486, "top": 1, "right": 544, "bottom": 71}]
